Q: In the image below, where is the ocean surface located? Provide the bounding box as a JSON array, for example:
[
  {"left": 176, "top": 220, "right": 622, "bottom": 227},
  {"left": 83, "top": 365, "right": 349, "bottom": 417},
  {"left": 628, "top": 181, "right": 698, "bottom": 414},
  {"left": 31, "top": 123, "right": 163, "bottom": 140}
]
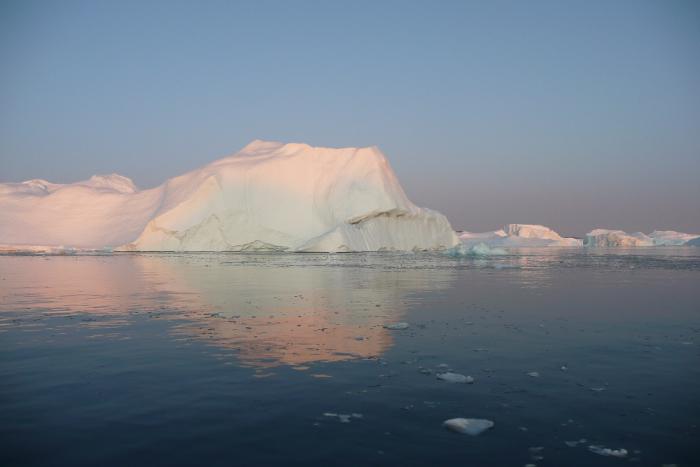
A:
[{"left": 1, "top": 249, "right": 698, "bottom": 466}]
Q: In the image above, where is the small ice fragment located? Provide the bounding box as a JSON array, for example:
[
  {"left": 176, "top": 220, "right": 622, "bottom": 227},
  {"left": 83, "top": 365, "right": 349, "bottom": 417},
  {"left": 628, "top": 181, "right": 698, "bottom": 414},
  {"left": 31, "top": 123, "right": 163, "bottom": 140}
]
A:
[
  {"left": 437, "top": 372, "right": 474, "bottom": 384},
  {"left": 323, "top": 412, "right": 338, "bottom": 417},
  {"left": 437, "top": 363, "right": 449, "bottom": 368},
  {"left": 527, "top": 371, "right": 540, "bottom": 377},
  {"left": 590, "top": 387, "right": 606, "bottom": 392},
  {"left": 338, "top": 414, "right": 351, "bottom": 423},
  {"left": 384, "top": 322, "right": 409, "bottom": 330},
  {"left": 565, "top": 439, "right": 587, "bottom": 447},
  {"left": 560, "top": 365, "right": 568, "bottom": 371},
  {"left": 443, "top": 418, "right": 494, "bottom": 435},
  {"left": 588, "top": 445, "right": 628, "bottom": 457},
  {"left": 351, "top": 413, "right": 363, "bottom": 419}
]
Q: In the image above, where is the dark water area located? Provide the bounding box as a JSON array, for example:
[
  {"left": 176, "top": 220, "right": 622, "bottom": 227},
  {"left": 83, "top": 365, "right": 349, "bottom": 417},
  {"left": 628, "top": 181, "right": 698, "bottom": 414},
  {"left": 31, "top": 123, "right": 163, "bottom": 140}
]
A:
[{"left": 1, "top": 249, "right": 699, "bottom": 466}]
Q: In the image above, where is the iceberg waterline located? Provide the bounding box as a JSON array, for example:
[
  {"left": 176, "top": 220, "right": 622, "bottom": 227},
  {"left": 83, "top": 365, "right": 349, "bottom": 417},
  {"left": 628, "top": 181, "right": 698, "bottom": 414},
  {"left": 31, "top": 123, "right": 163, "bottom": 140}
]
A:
[{"left": 1, "top": 140, "right": 698, "bottom": 252}]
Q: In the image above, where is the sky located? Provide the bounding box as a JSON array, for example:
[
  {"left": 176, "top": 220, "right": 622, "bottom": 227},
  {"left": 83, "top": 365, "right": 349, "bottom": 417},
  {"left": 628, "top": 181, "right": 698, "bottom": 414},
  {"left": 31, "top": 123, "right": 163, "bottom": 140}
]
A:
[{"left": 1, "top": 0, "right": 698, "bottom": 235}]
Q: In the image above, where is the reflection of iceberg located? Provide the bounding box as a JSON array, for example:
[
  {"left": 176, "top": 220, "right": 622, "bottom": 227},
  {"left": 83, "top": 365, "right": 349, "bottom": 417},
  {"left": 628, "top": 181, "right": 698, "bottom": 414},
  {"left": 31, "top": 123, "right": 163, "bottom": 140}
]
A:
[{"left": 0, "top": 254, "right": 455, "bottom": 368}]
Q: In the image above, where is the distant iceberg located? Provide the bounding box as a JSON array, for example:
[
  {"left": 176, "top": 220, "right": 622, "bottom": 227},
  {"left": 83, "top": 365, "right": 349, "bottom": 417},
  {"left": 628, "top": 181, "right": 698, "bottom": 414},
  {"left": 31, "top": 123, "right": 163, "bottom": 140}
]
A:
[
  {"left": 584, "top": 229, "right": 699, "bottom": 247},
  {"left": 648, "top": 230, "right": 700, "bottom": 246},
  {"left": 584, "top": 229, "right": 653, "bottom": 247},
  {"left": 0, "top": 140, "right": 459, "bottom": 253},
  {"left": 459, "top": 224, "right": 582, "bottom": 248},
  {"left": 686, "top": 237, "right": 700, "bottom": 247}
]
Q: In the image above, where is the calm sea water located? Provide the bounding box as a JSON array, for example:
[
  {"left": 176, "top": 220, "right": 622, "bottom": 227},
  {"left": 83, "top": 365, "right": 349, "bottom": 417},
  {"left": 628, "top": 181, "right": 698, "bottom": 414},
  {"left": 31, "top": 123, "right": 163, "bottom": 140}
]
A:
[{"left": 1, "top": 249, "right": 699, "bottom": 466}]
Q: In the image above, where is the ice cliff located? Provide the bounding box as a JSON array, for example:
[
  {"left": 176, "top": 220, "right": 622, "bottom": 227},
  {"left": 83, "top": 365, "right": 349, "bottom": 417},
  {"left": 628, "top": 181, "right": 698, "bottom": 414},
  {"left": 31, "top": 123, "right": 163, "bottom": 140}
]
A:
[{"left": 0, "top": 140, "right": 459, "bottom": 252}]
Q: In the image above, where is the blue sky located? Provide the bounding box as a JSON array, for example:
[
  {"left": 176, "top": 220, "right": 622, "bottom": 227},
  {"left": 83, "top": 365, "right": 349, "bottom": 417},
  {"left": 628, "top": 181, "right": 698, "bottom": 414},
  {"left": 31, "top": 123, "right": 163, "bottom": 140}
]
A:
[{"left": 1, "top": 0, "right": 698, "bottom": 235}]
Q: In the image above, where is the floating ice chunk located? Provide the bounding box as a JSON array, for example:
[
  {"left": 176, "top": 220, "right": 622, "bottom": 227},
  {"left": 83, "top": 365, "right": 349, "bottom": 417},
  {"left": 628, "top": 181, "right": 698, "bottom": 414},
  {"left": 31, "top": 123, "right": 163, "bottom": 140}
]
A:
[
  {"left": 338, "top": 414, "right": 351, "bottom": 423},
  {"left": 588, "top": 445, "right": 628, "bottom": 457},
  {"left": 565, "top": 439, "right": 587, "bottom": 447},
  {"left": 443, "top": 418, "right": 494, "bottom": 435},
  {"left": 527, "top": 371, "right": 540, "bottom": 377},
  {"left": 437, "top": 372, "right": 474, "bottom": 384},
  {"left": 384, "top": 322, "right": 409, "bottom": 330},
  {"left": 445, "top": 242, "right": 507, "bottom": 257}
]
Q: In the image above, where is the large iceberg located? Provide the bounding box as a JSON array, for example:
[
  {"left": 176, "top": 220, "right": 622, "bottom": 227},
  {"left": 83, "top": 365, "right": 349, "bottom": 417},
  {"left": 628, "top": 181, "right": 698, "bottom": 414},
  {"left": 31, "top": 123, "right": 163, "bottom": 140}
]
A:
[
  {"left": 459, "top": 224, "right": 582, "bottom": 247},
  {"left": 0, "top": 140, "right": 459, "bottom": 253}
]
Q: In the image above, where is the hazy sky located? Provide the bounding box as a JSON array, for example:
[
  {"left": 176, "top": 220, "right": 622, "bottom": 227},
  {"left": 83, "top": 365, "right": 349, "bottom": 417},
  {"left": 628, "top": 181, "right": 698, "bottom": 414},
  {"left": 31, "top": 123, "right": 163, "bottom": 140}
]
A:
[{"left": 1, "top": 0, "right": 698, "bottom": 235}]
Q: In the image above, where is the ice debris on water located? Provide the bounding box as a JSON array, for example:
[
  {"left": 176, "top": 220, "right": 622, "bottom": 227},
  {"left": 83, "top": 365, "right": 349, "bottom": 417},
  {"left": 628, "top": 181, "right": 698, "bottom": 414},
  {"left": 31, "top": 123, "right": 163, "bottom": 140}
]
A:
[
  {"left": 323, "top": 412, "right": 363, "bottom": 423},
  {"left": 443, "top": 418, "right": 494, "bottom": 435},
  {"left": 527, "top": 371, "right": 540, "bottom": 377},
  {"left": 445, "top": 242, "right": 507, "bottom": 257},
  {"left": 565, "top": 439, "right": 587, "bottom": 447},
  {"left": 383, "top": 322, "right": 409, "bottom": 330},
  {"left": 588, "top": 445, "right": 628, "bottom": 457},
  {"left": 437, "top": 372, "right": 474, "bottom": 384}
]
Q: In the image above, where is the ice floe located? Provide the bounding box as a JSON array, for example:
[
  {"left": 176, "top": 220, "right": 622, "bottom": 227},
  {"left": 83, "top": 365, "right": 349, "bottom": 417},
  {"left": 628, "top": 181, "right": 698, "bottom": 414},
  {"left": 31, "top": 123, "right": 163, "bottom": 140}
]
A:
[
  {"left": 443, "top": 418, "right": 494, "bottom": 435},
  {"left": 436, "top": 372, "right": 474, "bottom": 383},
  {"left": 588, "top": 445, "right": 628, "bottom": 458}
]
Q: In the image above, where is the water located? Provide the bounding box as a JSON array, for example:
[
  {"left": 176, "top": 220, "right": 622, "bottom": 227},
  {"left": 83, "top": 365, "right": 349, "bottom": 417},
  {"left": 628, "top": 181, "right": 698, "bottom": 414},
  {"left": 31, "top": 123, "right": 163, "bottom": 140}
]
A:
[{"left": 1, "top": 249, "right": 698, "bottom": 466}]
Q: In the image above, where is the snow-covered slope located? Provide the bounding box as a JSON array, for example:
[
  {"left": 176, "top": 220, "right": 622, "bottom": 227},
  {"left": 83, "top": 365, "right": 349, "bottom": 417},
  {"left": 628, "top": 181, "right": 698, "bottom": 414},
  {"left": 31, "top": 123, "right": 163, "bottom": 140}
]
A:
[
  {"left": 459, "top": 224, "right": 582, "bottom": 247},
  {"left": 0, "top": 140, "right": 459, "bottom": 252}
]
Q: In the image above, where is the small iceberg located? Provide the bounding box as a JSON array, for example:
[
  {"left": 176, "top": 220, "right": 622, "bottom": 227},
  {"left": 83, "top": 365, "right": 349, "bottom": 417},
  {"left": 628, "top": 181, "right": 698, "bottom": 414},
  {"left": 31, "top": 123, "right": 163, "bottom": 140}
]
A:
[
  {"left": 443, "top": 418, "right": 494, "bottom": 435},
  {"left": 437, "top": 372, "right": 474, "bottom": 384},
  {"left": 445, "top": 242, "right": 507, "bottom": 257}
]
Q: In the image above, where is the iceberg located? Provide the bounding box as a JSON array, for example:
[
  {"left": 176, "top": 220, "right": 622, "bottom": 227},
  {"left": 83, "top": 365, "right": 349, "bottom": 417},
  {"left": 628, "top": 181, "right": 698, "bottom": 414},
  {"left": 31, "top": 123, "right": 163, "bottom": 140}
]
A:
[
  {"left": 0, "top": 140, "right": 459, "bottom": 252},
  {"left": 648, "top": 230, "right": 700, "bottom": 246},
  {"left": 459, "top": 224, "right": 582, "bottom": 248},
  {"left": 584, "top": 229, "right": 653, "bottom": 247},
  {"left": 686, "top": 237, "right": 700, "bottom": 247}
]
